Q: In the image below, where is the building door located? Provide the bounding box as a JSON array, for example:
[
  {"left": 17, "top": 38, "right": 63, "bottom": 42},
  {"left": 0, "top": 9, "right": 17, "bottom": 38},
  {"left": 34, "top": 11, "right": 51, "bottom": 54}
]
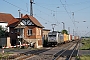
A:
[
  {"left": 11, "top": 39, "right": 16, "bottom": 46},
  {"left": 17, "top": 28, "right": 24, "bottom": 39}
]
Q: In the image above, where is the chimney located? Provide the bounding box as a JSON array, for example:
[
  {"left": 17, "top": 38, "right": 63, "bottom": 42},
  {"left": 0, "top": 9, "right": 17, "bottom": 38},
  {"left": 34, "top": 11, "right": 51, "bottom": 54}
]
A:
[
  {"left": 21, "top": 13, "right": 23, "bottom": 18},
  {"left": 18, "top": 10, "right": 21, "bottom": 18}
]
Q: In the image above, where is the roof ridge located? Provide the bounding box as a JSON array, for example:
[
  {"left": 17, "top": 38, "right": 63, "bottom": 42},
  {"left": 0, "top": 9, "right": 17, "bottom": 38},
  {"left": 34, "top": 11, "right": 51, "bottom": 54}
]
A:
[{"left": 0, "top": 12, "right": 12, "bottom": 15}]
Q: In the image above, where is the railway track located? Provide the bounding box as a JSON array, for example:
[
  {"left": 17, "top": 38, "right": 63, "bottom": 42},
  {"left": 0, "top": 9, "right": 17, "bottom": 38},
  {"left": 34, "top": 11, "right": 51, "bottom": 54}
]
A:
[
  {"left": 2, "top": 48, "right": 51, "bottom": 60},
  {"left": 53, "top": 41, "right": 79, "bottom": 60},
  {"left": 2, "top": 40, "right": 79, "bottom": 60},
  {"left": 24, "top": 41, "right": 78, "bottom": 60},
  {"left": 14, "top": 48, "right": 51, "bottom": 60}
]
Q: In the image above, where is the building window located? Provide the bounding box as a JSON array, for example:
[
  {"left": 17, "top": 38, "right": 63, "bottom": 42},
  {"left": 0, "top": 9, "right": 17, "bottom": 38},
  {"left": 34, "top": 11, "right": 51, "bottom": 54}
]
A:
[
  {"left": 28, "top": 29, "right": 32, "bottom": 35},
  {"left": 43, "top": 35, "right": 45, "bottom": 40},
  {"left": 37, "top": 28, "right": 39, "bottom": 35},
  {"left": 37, "top": 28, "right": 41, "bottom": 35},
  {"left": 40, "top": 30, "right": 41, "bottom": 35}
]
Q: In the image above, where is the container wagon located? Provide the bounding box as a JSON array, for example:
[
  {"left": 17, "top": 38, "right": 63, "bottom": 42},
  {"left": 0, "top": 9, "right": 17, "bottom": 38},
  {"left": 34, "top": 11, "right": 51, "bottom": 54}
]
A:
[{"left": 76, "top": 36, "right": 79, "bottom": 40}]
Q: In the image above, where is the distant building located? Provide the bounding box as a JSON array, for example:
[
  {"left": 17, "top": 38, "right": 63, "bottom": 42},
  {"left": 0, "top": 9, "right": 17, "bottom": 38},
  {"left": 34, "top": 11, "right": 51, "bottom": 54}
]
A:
[
  {"left": 0, "top": 13, "right": 14, "bottom": 32},
  {"left": 42, "top": 29, "right": 50, "bottom": 40}
]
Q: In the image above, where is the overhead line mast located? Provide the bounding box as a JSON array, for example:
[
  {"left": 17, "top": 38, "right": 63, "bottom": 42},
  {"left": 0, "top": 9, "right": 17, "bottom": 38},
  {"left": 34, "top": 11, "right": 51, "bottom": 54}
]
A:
[{"left": 30, "top": 0, "right": 34, "bottom": 16}]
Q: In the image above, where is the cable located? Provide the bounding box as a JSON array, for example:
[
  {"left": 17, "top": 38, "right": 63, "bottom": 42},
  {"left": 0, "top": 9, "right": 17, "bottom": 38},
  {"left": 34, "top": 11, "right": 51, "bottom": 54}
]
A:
[
  {"left": 34, "top": 14, "right": 53, "bottom": 23},
  {"left": 60, "top": 0, "right": 80, "bottom": 36},
  {"left": 59, "top": 0, "right": 76, "bottom": 28},
  {"left": 35, "top": 8, "right": 55, "bottom": 19},
  {"left": 3, "top": 0, "right": 28, "bottom": 13},
  {"left": 74, "top": 6, "right": 90, "bottom": 13},
  {"left": 2, "top": 0, "right": 71, "bottom": 28},
  {"left": 34, "top": 2, "right": 64, "bottom": 27},
  {"left": 2, "top": 0, "right": 54, "bottom": 25},
  {"left": 35, "top": 0, "right": 90, "bottom": 7},
  {"left": 83, "top": 31, "right": 90, "bottom": 37},
  {"left": 68, "top": 0, "right": 90, "bottom": 6},
  {"left": 35, "top": 3, "right": 55, "bottom": 12},
  {"left": 34, "top": 2, "right": 61, "bottom": 6},
  {"left": 3, "top": 0, "right": 89, "bottom": 34}
]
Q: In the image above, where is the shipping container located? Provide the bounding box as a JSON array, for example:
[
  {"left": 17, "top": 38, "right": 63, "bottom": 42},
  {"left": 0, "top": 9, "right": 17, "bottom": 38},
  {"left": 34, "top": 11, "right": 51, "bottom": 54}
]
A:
[
  {"left": 76, "top": 36, "right": 79, "bottom": 40},
  {"left": 64, "top": 34, "right": 68, "bottom": 43},
  {"left": 68, "top": 35, "right": 72, "bottom": 41},
  {"left": 60, "top": 34, "right": 64, "bottom": 43},
  {"left": 74, "top": 36, "right": 76, "bottom": 40},
  {"left": 72, "top": 35, "right": 74, "bottom": 40},
  {"left": 66, "top": 35, "right": 69, "bottom": 42}
]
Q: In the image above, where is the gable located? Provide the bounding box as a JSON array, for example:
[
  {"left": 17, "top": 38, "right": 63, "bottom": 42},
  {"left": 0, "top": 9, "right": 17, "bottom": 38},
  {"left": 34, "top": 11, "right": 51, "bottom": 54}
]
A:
[
  {"left": 21, "top": 18, "right": 35, "bottom": 26},
  {"left": 20, "top": 22, "right": 24, "bottom": 25},
  {"left": 22, "top": 14, "right": 44, "bottom": 28}
]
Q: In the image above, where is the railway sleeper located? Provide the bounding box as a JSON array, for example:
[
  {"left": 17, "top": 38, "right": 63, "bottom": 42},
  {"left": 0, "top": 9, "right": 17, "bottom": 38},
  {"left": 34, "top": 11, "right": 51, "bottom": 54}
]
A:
[
  {"left": 42, "top": 54, "right": 53, "bottom": 59},
  {"left": 14, "top": 54, "right": 34, "bottom": 60},
  {"left": 59, "top": 55, "right": 76, "bottom": 57},
  {"left": 54, "top": 50, "right": 64, "bottom": 57}
]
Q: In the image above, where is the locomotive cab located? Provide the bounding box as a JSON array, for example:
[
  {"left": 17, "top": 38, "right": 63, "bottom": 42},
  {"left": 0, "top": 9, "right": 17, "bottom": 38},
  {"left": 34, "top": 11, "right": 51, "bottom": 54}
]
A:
[{"left": 48, "top": 31, "right": 60, "bottom": 46}]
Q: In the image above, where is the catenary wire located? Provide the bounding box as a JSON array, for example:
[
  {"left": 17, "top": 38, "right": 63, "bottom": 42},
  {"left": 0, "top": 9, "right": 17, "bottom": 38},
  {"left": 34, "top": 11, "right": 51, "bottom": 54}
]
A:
[{"left": 2, "top": 0, "right": 53, "bottom": 24}]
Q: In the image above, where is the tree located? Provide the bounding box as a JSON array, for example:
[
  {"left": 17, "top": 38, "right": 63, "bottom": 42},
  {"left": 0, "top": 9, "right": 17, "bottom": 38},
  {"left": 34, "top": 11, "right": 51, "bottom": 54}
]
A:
[
  {"left": 61, "top": 30, "right": 68, "bottom": 34},
  {"left": 0, "top": 26, "right": 6, "bottom": 37}
]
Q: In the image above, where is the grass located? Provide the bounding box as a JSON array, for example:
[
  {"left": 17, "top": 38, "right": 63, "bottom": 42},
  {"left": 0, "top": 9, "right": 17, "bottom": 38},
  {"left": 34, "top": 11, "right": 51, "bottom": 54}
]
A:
[
  {"left": 78, "top": 39, "right": 90, "bottom": 60},
  {"left": 80, "top": 39, "right": 90, "bottom": 50},
  {"left": 79, "top": 55, "right": 90, "bottom": 60}
]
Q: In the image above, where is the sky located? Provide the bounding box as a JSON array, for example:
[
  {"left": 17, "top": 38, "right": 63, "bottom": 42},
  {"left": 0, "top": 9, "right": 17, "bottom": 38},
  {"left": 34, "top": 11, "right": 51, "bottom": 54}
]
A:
[{"left": 0, "top": 0, "right": 90, "bottom": 37}]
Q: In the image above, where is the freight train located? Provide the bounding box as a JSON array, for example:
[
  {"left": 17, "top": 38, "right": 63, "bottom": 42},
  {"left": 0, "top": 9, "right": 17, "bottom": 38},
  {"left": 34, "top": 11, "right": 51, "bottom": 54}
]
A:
[{"left": 47, "top": 31, "right": 79, "bottom": 46}]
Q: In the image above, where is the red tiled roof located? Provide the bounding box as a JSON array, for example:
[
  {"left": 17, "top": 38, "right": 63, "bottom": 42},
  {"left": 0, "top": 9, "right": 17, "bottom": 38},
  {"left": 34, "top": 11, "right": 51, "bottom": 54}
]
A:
[
  {"left": 7, "top": 18, "right": 19, "bottom": 27},
  {"left": 0, "top": 13, "right": 14, "bottom": 23},
  {"left": 22, "top": 14, "right": 44, "bottom": 28},
  {"left": 8, "top": 14, "right": 44, "bottom": 28}
]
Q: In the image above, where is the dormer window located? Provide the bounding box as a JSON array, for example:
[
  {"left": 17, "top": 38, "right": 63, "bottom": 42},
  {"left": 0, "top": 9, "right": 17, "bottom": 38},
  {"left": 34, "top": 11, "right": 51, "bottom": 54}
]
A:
[{"left": 28, "top": 29, "right": 32, "bottom": 36}]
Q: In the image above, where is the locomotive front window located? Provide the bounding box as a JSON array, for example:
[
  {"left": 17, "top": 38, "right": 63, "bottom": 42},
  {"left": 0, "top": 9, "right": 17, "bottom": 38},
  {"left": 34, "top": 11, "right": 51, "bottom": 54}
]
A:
[{"left": 48, "top": 35, "right": 56, "bottom": 37}]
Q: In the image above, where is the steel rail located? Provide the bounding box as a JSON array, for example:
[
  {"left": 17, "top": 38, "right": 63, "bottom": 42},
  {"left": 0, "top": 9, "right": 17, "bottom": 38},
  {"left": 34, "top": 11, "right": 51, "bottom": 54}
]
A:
[
  {"left": 53, "top": 41, "right": 78, "bottom": 60},
  {"left": 24, "top": 42, "right": 73, "bottom": 60},
  {"left": 67, "top": 42, "right": 78, "bottom": 60},
  {"left": 53, "top": 43, "right": 75, "bottom": 60},
  {"left": 14, "top": 41, "right": 76, "bottom": 60}
]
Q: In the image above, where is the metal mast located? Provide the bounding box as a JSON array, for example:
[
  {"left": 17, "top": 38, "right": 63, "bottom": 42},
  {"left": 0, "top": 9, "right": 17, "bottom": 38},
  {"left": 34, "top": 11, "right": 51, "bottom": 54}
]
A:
[
  {"left": 51, "top": 24, "right": 56, "bottom": 32},
  {"left": 30, "top": 0, "right": 34, "bottom": 16},
  {"left": 62, "top": 22, "right": 65, "bottom": 30},
  {"left": 73, "top": 29, "right": 74, "bottom": 36},
  {"left": 68, "top": 27, "right": 70, "bottom": 34}
]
